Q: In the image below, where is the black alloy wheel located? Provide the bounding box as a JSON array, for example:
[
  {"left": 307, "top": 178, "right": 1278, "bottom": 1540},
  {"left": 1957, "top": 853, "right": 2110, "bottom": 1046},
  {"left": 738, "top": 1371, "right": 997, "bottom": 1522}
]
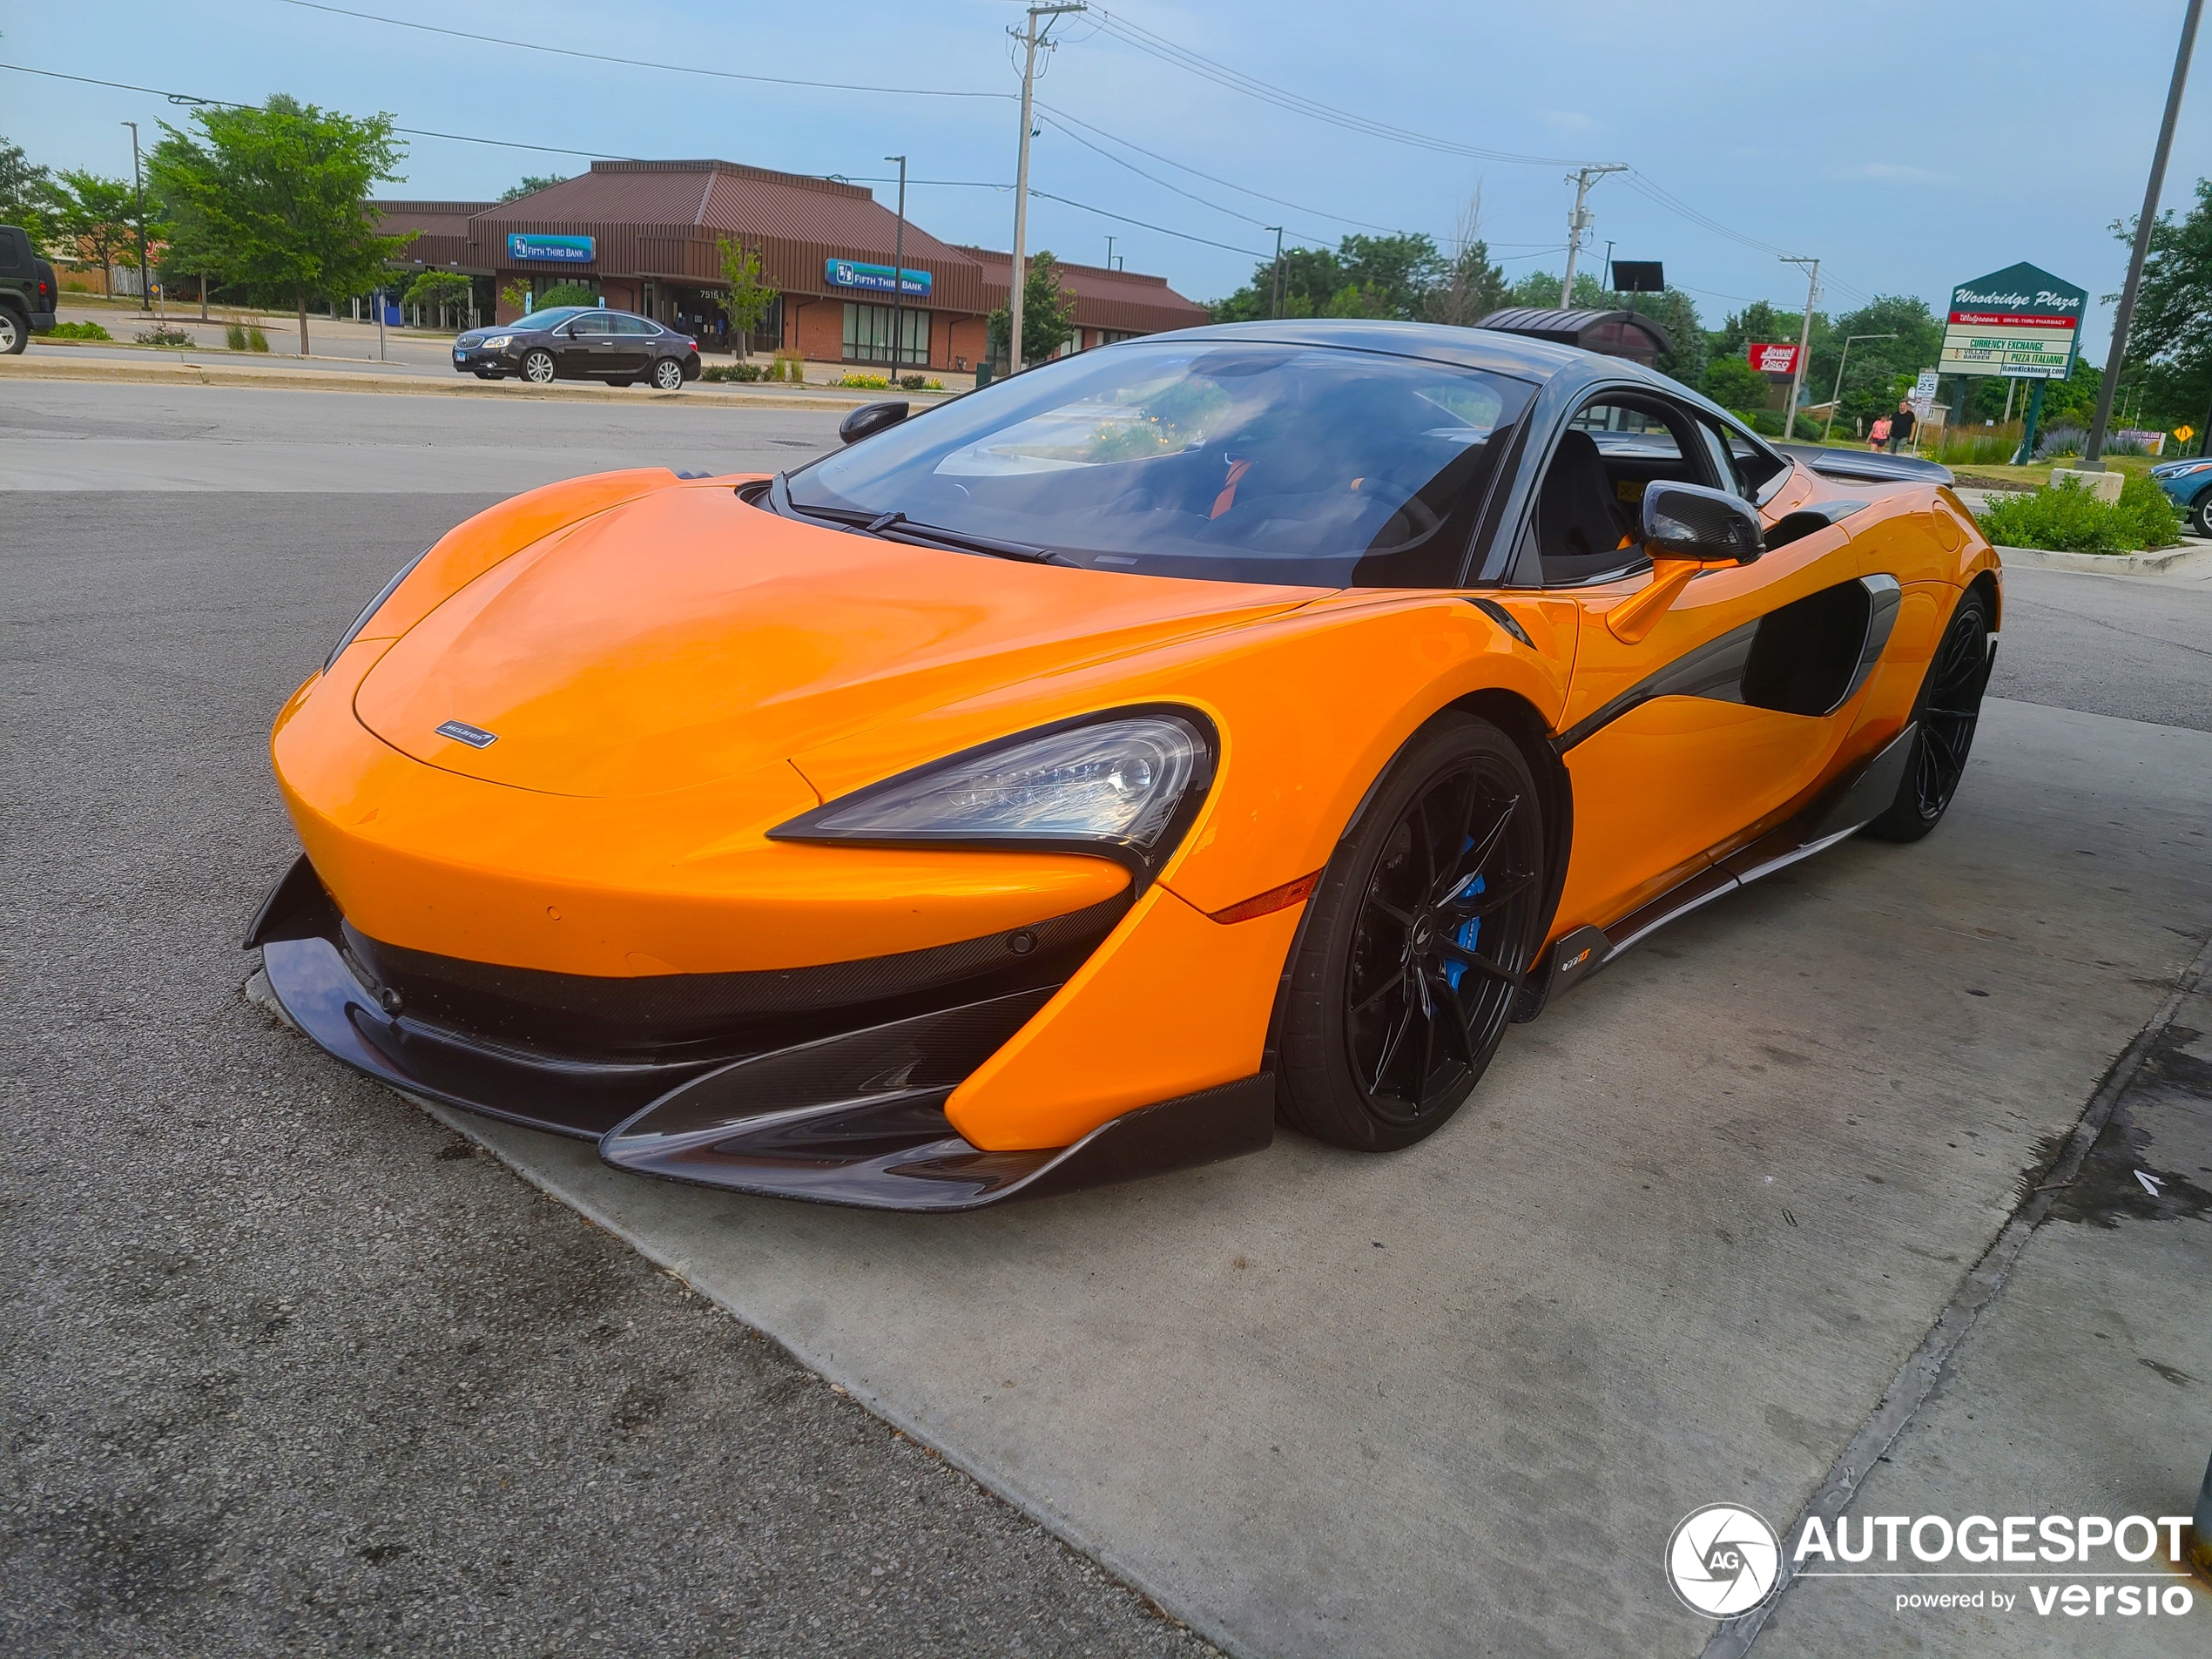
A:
[
  {"left": 1276, "top": 715, "right": 1547, "bottom": 1151},
  {"left": 522, "top": 348, "right": 556, "bottom": 385},
  {"left": 652, "top": 357, "right": 686, "bottom": 392},
  {"left": 2193, "top": 495, "right": 2212, "bottom": 540},
  {"left": 1865, "top": 589, "right": 1993, "bottom": 842}
]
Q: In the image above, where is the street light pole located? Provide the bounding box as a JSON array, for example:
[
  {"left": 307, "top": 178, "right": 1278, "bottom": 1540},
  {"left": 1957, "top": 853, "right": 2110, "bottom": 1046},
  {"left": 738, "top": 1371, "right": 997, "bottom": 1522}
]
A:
[
  {"left": 1780, "top": 255, "right": 1821, "bottom": 442},
  {"left": 885, "top": 154, "right": 907, "bottom": 379},
  {"left": 122, "top": 120, "right": 149, "bottom": 314},
  {"left": 2082, "top": 0, "right": 2203, "bottom": 471},
  {"left": 1007, "top": 2, "right": 1085, "bottom": 376},
  {"left": 1558, "top": 164, "right": 1626, "bottom": 303},
  {"left": 1267, "top": 226, "right": 1284, "bottom": 318},
  {"left": 1823, "top": 332, "right": 1896, "bottom": 443}
]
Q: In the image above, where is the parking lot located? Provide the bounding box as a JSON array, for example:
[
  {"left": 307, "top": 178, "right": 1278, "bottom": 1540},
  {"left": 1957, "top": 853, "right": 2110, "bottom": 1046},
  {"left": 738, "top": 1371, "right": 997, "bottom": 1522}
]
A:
[{"left": 3, "top": 379, "right": 2208, "bottom": 1656}]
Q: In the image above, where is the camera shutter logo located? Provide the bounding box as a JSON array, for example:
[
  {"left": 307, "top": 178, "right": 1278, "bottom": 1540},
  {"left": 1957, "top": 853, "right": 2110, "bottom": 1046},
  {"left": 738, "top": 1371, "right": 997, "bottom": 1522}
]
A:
[{"left": 1667, "top": 1504, "right": 1782, "bottom": 1617}]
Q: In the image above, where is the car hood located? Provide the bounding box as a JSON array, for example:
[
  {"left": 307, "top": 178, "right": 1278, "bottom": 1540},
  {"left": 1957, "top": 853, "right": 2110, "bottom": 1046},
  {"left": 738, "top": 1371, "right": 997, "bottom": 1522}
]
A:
[{"left": 354, "top": 482, "right": 1321, "bottom": 799}]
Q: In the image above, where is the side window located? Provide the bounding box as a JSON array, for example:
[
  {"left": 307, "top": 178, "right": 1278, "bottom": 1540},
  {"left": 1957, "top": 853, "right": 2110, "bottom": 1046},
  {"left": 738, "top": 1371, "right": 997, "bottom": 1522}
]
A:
[
  {"left": 613, "top": 315, "right": 657, "bottom": 336},
  {"left": 1704, "top": 419, "right": 1791, "bottom": 504},
  {"left": 1535, "top": 396, "right": 1708, "bottom": 584},
  {"left": 571, "top": 312, "right": 615, "bottom": 336}
]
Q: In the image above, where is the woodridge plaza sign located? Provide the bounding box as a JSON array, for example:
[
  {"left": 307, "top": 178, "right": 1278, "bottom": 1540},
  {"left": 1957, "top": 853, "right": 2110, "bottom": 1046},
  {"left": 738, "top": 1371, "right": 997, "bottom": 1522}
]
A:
[
  {"left": 507, "top": 233, "right": 596, "bottom": 265},
  {"left": 1939, "top": 262, "right": 2084, "bottom": 380},
  {"left": 824, "top": 259, "right": 933, "bottom": 299}
]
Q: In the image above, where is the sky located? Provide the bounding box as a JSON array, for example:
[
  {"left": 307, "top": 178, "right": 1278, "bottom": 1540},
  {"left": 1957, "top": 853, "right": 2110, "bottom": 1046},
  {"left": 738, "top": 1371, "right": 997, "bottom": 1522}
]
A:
[{"left": 5, "top": 0, "right": 2209, "bottom": 360}]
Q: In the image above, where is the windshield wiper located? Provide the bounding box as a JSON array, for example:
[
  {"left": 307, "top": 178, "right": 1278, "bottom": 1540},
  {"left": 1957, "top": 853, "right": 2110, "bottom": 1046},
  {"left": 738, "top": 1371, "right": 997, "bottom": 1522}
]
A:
[{"left": 770, "top": 478, "right": 1069, "bottom": 565}]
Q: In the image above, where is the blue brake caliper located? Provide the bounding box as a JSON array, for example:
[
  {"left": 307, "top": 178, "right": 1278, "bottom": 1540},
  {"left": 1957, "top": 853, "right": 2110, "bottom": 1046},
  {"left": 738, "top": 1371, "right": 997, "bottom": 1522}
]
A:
[{"left": 1443, "top": 833, "right": 1483, "bottom": 992}]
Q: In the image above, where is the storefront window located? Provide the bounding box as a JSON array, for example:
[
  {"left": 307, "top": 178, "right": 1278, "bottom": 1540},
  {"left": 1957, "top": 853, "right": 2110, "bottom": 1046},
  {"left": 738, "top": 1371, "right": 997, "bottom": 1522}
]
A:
[{"left": 843, "top": 302, "right": 929, "bottom": 367}]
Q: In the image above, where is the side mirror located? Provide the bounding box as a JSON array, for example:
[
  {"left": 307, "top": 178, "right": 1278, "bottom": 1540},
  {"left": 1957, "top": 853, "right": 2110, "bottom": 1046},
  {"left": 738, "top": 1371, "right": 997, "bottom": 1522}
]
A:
[
  {"left": 1641, "top": 481, "right": 1764, "bottom": 564},
  {"left": 840, "top": 400, "right": 911, "bottom": 445},
  {"left": 1608, "top": 482, "right": 1765, "bottom": 644}
]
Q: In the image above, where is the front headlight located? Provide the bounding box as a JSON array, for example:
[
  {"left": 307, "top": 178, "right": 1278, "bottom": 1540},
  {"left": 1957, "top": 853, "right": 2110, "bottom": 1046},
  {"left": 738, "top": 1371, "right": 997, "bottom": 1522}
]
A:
[
  {"left": 481, "top": 334, "right": 514, "bottom": 349},
  {"left": 324, "top": 549, "right": 428, "bottom": 672},
  {"left": 772, "top": 710, "right": 1216, "bottom": 877}
]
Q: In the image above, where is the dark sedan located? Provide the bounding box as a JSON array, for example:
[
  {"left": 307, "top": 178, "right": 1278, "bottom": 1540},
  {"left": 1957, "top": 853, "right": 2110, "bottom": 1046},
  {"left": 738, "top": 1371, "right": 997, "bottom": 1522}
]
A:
[{"left": 453, "top": 306, "right": 702, "bottom": 391}]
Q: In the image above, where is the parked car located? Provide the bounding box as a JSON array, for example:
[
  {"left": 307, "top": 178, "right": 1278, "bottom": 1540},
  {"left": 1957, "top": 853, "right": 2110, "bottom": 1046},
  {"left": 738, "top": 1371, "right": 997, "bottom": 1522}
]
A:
[
  {"left": 0, "top": 225, "right": 58, "bottom": 354},
  {"left": 253, "top": 320, "right": 2000, "bottom": 1211},
  {"left": 452, "top": 306, "right": 701, "bottom": 390},
  {"left": 2149, "top": 454, "right": 2212, "bottom": 537}
]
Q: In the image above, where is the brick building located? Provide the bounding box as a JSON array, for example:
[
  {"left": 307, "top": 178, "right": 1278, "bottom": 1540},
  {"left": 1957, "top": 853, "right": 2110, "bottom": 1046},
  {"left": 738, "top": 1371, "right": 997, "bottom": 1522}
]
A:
[{"left": 374, "top": 158, "right": 1209, "bottom": 371}]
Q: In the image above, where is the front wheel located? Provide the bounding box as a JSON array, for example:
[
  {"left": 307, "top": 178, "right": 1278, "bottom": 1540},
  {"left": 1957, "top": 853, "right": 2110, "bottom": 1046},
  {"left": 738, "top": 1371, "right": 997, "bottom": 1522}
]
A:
[
  {"left": 1275, "top": 714, "right": 1548, "bottom": 1152},
  {"left": 2192, "top": 494, "right": 2212, "bottom": 540},
  {"left": 651, "top": 357, "right": 686, "bottom": 391},
  {"left": 0, "top": 308, "right": 24, "bottom": 354},
  {"left": 521, "top": 349, "right": 556, "bottom": 385},
  {"left": 1863, "top": 589, "right": 1993, "bottom": 842}
]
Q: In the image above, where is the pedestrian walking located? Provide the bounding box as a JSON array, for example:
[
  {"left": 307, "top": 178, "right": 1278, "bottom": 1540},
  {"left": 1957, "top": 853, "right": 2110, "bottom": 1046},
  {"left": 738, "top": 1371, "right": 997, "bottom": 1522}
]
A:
[
  {"left": 1869, "top": 415, "right": 1892, "bottom": 452},
  {"left": 1888, "top": 401, "right": 1917, "bottom": 455}
]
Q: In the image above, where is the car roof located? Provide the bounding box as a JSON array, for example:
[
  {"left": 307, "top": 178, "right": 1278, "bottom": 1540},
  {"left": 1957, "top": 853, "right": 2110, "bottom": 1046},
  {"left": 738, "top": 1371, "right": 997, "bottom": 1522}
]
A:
[{"left": 1145, "top": 318, "right": 1646, "bottom": 382}]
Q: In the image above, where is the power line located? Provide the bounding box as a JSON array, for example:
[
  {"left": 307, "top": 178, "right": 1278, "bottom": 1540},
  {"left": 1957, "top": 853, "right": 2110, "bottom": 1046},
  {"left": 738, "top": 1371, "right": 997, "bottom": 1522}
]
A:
[
  {"left": 280, "top": 0, "right": 1008, "bottom": 100},
  {"left": 1034, "top": 111, "right": 1336, "bottom": 246}
]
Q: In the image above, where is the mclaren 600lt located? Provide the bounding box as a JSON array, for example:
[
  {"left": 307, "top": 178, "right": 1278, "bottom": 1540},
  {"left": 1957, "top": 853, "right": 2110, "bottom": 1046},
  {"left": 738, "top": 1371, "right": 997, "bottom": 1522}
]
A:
[{"left": 250, "top": 320, "right": 1999, "bottom": 1210}]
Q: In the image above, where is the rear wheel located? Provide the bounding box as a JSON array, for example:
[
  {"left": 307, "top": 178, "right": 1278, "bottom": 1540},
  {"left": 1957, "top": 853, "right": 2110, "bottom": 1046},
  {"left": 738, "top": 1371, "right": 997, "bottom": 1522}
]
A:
[
  {"left": 1863, "top": 589, "right": 1993, "bottom": 842},
  {"left": 651, "top": 357, "right": 686, "bottom": 391},
  {"left": 522, "top": 348, "right": 556, "bottom": 385},
  {"left": 0, "top": 307, "right": 24, "bottom": 354},
  {"left": 1276, "top": 715, "right": 1547, "bottom": 1151}
]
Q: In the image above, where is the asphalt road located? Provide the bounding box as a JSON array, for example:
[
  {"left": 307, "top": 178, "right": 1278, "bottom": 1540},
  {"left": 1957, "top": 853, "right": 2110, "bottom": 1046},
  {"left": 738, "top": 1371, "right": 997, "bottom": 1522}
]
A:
[
  {"left": 4, "top": 381, "right": 2209, "bottom": 1656},
  {"left": 0, "top": 474, "right": 1213, "bottom": 1656}
]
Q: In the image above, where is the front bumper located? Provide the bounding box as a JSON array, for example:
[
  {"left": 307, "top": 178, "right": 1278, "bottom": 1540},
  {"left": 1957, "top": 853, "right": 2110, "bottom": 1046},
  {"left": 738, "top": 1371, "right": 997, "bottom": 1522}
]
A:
[
  {"left": 453, "top": 345, "right": 520, "bottom": 373},
  {"left": 248, "top": 856, "right": 1272, "bottom": 1211}
]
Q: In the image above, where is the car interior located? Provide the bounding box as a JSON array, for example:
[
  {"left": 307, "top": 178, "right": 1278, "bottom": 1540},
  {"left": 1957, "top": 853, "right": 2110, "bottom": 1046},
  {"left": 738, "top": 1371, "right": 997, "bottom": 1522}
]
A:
[{"left": 1535, "top": 397, "right": 1711, "bottom": 583}]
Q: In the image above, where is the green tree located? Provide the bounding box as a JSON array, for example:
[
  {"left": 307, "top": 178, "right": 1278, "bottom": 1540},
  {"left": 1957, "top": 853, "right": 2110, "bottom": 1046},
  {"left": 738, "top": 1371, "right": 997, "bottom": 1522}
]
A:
[
  {"left": 0, "top": 136, "right": 60, "bottom": 250},
  {"left": 988, "top": 250, "right": 1077, "bottom": 367},
  {"left": 498, "top": 174, "right": 567, "bottom": 203},
  {"left": 2111, "top": 176, "right": 2212, "bottom": 431},
  {"left": 56, "top": 171, "right": 136, "bottom": 296},
  {"left": 1210, "top": 233, "right": 1447, "bottom": 322},
  {"left": 1701, "top": 353, "right": 1770, "bottom": 411},
  {"left": 405, "top": 269, "right": 473, "bottom": 327},
  {"left": 149, "top": 94, "right": 409, "bottom": 355},
  {"left": 1802, "top": 295, "right": 1941, "bottom": 432},
  {"left": 716, "top": 235, "right": 774, "bottom": 358}
]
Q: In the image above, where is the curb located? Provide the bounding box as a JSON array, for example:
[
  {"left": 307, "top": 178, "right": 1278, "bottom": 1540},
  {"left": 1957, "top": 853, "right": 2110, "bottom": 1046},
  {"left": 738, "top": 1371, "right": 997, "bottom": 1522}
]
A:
[
  {"left": 0, "top": 352, "right": 934, "bottom": 412},
  {"left": 1992, "top": 542, "right": 2212, "bottom": 577}
]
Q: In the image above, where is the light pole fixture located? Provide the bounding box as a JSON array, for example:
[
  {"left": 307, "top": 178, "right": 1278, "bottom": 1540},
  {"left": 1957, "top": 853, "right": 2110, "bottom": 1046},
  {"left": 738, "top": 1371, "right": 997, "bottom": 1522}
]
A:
[
  {"left": 885, "top": 154, "right": 907, "bottom": 376},
  {"left": 1823, "top": 333, "right": 1896, "bottom": 443},
  {"left": 122, "top": 120, "right": 150, "bottom": 313}
]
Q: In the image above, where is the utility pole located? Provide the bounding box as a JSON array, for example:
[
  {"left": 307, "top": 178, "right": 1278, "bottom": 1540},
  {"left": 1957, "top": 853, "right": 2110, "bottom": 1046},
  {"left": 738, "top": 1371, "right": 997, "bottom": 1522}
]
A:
[
  {"left": 122, "top": 120, "right": 149, "bottom": 314},
  {"left": 1822, "top": 332, "right": 1895, "bottom": 443},
  {"left": 1558, "top": 164, "right": 1626, "bottom": 304},
  {"left": 2082, "top": 0, "right": 2202, "bottom": 470},
  {"left": 1103, "top": 233, "right": 1115, "bottom": 271},
  {"left": 1267, "top": 226, "right": 1284, "bottom": 318},
  {"left": 885, "top": 154, "right": 907, "bottom": 378},
  {"left": 1780, "top": 255, "right": 1821, "bottom": 442},
  {"left": 1008, "top": 2, "right": 1085, "bottom": 376}
]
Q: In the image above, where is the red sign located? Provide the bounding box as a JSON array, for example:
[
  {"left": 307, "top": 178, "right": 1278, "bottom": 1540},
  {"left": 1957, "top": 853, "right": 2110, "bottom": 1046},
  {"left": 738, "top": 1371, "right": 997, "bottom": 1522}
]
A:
[
  {"left": 1748, "top": 342, "right": 1800, "bottom": 375},
  {"left": 1946, "top": 310, "right": 2075, "bottom": 330}
]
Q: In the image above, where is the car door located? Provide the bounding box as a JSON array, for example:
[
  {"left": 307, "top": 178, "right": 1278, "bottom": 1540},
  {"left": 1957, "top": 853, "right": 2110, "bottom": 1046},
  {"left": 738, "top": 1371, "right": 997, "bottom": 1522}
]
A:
[
  {"left": 562, "top": 311, "right": 619, "bottom": 377},
  {"left": 610, "top": 314, "right": 660, "bottom": 376},
  {"left": 1539, "top": 391, "right": 1872, "bottom": 935}
]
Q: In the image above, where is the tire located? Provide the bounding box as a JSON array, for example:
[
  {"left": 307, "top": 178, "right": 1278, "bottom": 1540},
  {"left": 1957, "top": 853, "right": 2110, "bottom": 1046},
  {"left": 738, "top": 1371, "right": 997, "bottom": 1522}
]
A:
[
  {"left": 1275, "top": 713, "right": 1548, "bottom": 1151},
  {"left": 0, "top": 308, "right": 24, "bottom": 354},
  {"left": 521, "top": 349, "right": 556, "bottom": 385},
  {"left": 1862, "top": 589, "right": 1993, "bottom": 843},
  {"left": 2192, "top": 494, "right": 2212, "bottom": 540},
  {"left": 651, "top": 357, "right": 685, "bottom": 392}
]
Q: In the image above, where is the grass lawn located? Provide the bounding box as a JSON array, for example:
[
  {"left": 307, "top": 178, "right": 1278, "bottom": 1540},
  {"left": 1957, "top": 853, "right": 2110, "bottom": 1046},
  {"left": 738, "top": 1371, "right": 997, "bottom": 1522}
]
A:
[{"left": 1950, "top": 454, "right": 2161, "bottom": 493}]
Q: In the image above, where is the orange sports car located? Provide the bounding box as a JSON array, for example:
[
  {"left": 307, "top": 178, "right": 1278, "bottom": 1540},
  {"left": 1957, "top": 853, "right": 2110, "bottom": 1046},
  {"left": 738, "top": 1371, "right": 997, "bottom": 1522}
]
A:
[{"left": 249, "top": 320, "right": 2000, "bottom": 1209}]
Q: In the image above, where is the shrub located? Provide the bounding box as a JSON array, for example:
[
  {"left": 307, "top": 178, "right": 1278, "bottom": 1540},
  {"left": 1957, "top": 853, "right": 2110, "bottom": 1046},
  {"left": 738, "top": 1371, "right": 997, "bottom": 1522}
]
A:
[
  {"left": 2033, "top": 422, "right": 2085, "bottom": 462},
  {"left": 136, "top": 324, "right": 194, "bottom": 347},
  {"left": 41, "top": 320, "right": 111, "bottom": 340},
  {"left": 535, "top": 281, "right": 597, "bottom": 310},
  {"left": 833, "top": 372, "right": 892, "bottom": 390},
  {"left": 700, "top": 362, "right": 765, "bottom": 383},
  {"left": 770, "top": 352, "right": 804, "bottom": 384},
  {"left": 1973, "top": 472, "right": 2182, "bottom": 553}
]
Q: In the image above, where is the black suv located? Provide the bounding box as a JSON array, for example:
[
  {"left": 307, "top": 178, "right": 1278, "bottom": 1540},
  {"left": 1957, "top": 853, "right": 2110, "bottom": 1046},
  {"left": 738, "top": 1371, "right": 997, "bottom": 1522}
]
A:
[
  {"left": 0, "top": 225, "right": 59, "bottom": 354},
  {"left": 453, "top": 306, "right": 702, "bottom": 390}
]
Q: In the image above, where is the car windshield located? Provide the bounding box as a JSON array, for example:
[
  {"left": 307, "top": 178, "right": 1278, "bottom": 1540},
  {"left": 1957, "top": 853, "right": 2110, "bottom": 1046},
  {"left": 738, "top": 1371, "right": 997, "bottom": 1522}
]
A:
[
  {"left": 787, "top": 341, "right": 1536, "bottom": 587},
  {"left": 511, "top": 307, "right": 588, "bottom": 330}
]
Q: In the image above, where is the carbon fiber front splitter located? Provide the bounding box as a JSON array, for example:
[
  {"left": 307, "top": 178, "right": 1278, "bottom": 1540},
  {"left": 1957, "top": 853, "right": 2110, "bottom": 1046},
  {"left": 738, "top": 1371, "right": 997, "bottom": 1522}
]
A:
[{"left": 252, "top": 864, "right": 1273, "bottom": 1211}]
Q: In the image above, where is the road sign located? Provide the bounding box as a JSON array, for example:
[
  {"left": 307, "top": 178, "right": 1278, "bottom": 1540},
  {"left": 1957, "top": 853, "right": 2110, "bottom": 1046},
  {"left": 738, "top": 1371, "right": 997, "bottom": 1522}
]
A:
[
  {"left": 1748, "top": 342, "right": 1800, "bottom": 374},
  {"left": 2176, "top": 424, "right": 2196, "bottom": 443},
  {"left": 1909, "top": 368, "right": 1940, "bottom": 419},
  {"left": 1939, "top": 262, "right": 2084, "bottom": 381}
]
